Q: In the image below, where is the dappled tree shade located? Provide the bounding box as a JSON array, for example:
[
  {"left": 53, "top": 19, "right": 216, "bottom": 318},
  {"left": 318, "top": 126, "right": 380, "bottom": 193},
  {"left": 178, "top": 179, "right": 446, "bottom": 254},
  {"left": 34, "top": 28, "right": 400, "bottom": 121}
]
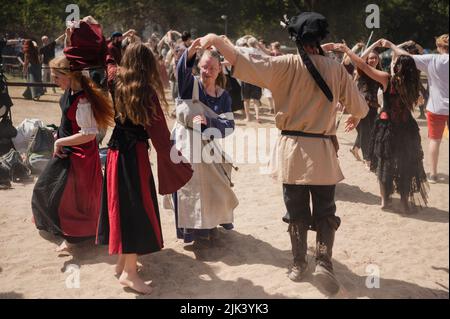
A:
[{"left": 0, "top": 0, "right": 448, "bottom": 49}]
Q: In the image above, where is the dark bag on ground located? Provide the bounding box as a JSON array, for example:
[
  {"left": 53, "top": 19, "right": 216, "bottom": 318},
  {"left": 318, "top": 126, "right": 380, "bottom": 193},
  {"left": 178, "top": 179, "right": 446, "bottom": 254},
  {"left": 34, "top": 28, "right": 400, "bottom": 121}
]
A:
[
  {"left": 0, "top": 160, "right": 11, "bottom": 189},
  {"left": 26, "top": 126, "right": 55, "bottom": 174},
  {"left": 0, "top": 107, "right": 17, "bottom": 156},
  {"left": 0, "top": 148, "right": 32, "bottom": 183}
]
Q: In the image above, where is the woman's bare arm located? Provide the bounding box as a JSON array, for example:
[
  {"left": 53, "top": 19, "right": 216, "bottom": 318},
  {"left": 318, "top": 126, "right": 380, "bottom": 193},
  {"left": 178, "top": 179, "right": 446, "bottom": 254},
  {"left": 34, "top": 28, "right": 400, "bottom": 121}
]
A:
[
  {"left": 200, "top": 34, "right": 237, "bottom": 65},
  {"left": 334, "top": 43, "right": 390, "bottom": 91}
]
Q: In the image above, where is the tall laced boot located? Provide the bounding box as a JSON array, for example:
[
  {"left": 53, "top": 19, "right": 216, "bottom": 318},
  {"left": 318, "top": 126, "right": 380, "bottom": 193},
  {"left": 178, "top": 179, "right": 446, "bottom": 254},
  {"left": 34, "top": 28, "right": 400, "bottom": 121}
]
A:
[
  {"left": 287, "top": 222, "right": 309, "bottom": 282},
  {"left": 313, "top": 216, "right": 341, "bottom": 295}
]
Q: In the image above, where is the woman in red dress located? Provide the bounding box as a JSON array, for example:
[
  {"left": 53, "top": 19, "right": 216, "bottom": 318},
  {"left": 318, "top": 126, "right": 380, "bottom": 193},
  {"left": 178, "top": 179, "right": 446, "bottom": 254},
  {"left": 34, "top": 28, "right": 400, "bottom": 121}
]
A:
[
  {"left": 32, "top": 55, "right": 114, "bottom": 253},
  {"left": 96, "top": 43, "right": 192, "bottom": 295}
]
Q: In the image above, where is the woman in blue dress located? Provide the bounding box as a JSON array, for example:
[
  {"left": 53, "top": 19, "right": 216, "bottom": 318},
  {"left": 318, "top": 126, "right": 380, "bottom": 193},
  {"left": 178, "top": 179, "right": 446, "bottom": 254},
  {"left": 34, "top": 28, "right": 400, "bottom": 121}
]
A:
[{"left": 174, "top": 39, "right": 238, "bottom": 244}]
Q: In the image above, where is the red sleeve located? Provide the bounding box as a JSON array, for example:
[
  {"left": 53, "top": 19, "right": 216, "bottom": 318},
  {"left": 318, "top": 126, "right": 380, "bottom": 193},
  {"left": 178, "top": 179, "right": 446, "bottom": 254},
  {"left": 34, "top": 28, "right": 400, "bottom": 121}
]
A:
[
  {"left": 146, "top": 95, "right": 193, "bottom": 195},
  {"left": 106, "top": 61, "right": 117, "bottom": 91},
  {"left": 105, "top": 44, "right": 118, "bottom": 92}
]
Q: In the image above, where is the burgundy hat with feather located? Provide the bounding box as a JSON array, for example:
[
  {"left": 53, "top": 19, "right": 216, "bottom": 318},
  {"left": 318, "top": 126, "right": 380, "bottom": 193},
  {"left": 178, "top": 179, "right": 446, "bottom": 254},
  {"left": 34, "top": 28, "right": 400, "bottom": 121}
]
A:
[{"left": 63, "top": 20, "right": 107, "bottom": 71}]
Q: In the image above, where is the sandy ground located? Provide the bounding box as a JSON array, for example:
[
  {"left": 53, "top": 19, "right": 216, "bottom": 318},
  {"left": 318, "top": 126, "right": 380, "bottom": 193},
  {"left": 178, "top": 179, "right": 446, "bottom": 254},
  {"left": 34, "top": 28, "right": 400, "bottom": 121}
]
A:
[{"left": 0, "top": 86, "right": 448, "bottom": 299}]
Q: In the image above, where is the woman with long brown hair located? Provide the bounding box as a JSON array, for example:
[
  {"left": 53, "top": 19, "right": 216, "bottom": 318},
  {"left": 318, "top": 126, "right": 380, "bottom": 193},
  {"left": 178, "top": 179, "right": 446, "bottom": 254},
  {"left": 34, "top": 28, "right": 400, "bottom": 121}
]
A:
[
  {"left": 32, "top": 55, "right": 114, "bottom": 252},
  {"left": 334, "top": 41, "right": 428, "bottom": 213},
  {"left": 96, "top": 43, "right": 192, "bottom": 295}
]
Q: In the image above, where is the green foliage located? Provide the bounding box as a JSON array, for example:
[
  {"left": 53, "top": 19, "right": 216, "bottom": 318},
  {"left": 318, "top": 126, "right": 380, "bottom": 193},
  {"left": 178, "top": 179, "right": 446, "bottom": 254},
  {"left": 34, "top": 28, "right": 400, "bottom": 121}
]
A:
[{"left": 0, "top": 0, "right": 448, "bottom": 48}]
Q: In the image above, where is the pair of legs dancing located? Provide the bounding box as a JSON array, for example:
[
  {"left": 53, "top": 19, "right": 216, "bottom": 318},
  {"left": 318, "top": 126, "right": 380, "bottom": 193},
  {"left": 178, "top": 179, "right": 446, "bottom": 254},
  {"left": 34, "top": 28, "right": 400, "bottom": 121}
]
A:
[
  {"left": 283, "top": 184, "right": 341, "bottom": 295},
  {"left": 243, "top": 99, "right": 262, "bottom": 123},
  {"left": 115, "top": 254, "right": 152, "bottom": 295}
]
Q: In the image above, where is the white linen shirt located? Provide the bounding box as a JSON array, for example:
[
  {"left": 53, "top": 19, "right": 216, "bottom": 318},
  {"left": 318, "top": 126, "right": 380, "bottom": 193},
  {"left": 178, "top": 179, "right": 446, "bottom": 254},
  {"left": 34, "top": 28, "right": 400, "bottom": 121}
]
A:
[
  {"left": 413, "top": 54, "right": 449, "bottom": 115},
  {"left": 75, "top": 98, "right": 99, "bottom": 135}
]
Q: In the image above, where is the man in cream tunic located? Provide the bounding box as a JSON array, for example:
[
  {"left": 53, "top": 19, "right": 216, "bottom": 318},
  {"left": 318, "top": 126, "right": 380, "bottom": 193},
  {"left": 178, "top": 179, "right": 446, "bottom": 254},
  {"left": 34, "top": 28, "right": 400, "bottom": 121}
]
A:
[{"left": 200, "top": 12, "right": 368, "bottom": 294}]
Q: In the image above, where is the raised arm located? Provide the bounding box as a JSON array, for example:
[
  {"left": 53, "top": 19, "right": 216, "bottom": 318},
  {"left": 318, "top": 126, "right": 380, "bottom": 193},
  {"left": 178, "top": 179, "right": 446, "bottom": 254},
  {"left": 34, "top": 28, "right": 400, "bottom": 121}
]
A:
[
  {"left": 396, "top": 40, "right": 424, "bottom": 54},
  {"left": 64, "top": 27, "right": 73, "bottom": 47},
  {"left": 55, "top": 33, "right": 65, "bottom": 44},
  {"left": 334, "top": 42, "right": 390, "bottom": 91},
  {"left": 360, "top": 39, "right": 383, "bottom": 60},
  {"left": 171, "top": 30, "right": 182, "bottom": 39},
  {"left": 257, "top": 42, "right": 272, "bottom": 56},
  {"left": 321, "top": 43, "right": 336, "bottom": 53},
  {"left": 381, "top": 39, "right": 411, "bottom": 57},
  {"left": 122, "top": 29, "right": 136, "bottom": 38},
  {"left": 176, "top": 38, "right": 201, "bottom": 98},
  {"left": 342, "top": 42, "right": 364, "bottom": 65},
  {"left": 201, "top": 34, "right": 291, "bottom": 95},
  {"left": 200, "top": 34, "right": 237, "bottom": 65},
  {"left": 157, "top": 34, "right": 168, "bottom": 52}
]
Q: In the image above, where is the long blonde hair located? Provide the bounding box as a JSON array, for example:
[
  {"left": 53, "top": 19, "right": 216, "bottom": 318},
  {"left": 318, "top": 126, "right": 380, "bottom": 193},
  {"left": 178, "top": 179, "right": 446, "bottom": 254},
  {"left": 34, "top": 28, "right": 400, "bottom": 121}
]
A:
[
  {"left": 114, "top": 43, "right": 168, "bottom": 126},
  {"left": 49, "top": 56, "right": 114, "bottom": 130}
]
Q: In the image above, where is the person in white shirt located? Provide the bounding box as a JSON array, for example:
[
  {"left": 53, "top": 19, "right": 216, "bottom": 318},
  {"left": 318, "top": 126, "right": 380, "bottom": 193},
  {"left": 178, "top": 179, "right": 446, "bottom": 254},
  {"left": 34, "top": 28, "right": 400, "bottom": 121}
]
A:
[{"left": 384, "top": 34, "right": 449, "bottom": 184}]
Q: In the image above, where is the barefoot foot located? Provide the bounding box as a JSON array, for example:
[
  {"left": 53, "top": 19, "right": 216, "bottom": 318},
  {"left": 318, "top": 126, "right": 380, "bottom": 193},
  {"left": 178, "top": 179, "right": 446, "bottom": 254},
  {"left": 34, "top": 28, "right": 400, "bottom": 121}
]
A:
[
  {"left": 119, "top": 271, "right": 153, "bottom": 295},
  {"left": 115, "top": 261, "right": 144, "bottom": 276},
  {"left": 55, "top": 240, "right": 73, "bottom": 256}
]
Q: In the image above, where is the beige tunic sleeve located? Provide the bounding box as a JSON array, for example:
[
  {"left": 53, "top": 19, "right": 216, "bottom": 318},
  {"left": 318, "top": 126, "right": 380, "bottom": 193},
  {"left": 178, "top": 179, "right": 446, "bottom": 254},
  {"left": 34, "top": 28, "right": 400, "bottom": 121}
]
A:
[
  {"left": 338, "top": 65, "right": 369, "bottom": 119},
  {"left": 232, "top": 47, "right": 294, "bottom": 92}
]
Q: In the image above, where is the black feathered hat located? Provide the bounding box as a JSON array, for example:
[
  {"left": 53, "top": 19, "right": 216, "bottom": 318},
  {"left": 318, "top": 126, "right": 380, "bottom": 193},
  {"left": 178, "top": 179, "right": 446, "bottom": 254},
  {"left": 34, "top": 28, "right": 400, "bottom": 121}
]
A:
[
  {"left": 287, "top": 12, "right": 329, "bottom": 43},
  {"left": 283, "top": 12, "right": 334, "bottom": 102}
]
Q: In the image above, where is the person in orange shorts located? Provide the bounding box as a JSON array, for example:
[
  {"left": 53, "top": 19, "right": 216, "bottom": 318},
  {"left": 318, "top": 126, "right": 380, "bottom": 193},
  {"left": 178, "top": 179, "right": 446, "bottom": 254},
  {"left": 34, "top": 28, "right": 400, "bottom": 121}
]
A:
[{"left": 428, "top": 109, "right": 449, "bottom": 183}]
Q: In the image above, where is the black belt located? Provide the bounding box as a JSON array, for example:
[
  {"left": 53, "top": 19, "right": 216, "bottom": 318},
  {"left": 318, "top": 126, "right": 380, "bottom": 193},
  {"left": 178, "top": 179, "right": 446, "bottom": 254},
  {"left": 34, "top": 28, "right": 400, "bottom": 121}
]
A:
[{"left": 281, "top": 130, "right": 331, "bottom": 139}]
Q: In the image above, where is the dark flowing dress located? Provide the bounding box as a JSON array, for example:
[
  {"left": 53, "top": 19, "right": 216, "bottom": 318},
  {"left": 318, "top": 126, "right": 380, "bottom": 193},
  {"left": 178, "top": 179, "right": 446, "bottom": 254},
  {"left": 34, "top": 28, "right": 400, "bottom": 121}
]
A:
[
  {"left": 354, "top": 72, "right": 381, "bottom": 161},
  {"left": 96, "top": 95, "right": 193, "bottom": 255},
  {"left": 32, "top": 90, "right": 102, "bottom": 242},
  {"left": 368, "top": 81, "right": 428, "bottom": 206}
]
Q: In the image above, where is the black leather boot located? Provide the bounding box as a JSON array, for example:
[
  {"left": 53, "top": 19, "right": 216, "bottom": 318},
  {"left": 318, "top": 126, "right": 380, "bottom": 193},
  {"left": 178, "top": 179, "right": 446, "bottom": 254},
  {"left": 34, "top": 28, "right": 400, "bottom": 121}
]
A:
[
  {"left": 313, "top": 215, "right": 341, "bottom": 295},
  {"left": 287, "top": 222, "right": 309, "bottom": 282}
]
